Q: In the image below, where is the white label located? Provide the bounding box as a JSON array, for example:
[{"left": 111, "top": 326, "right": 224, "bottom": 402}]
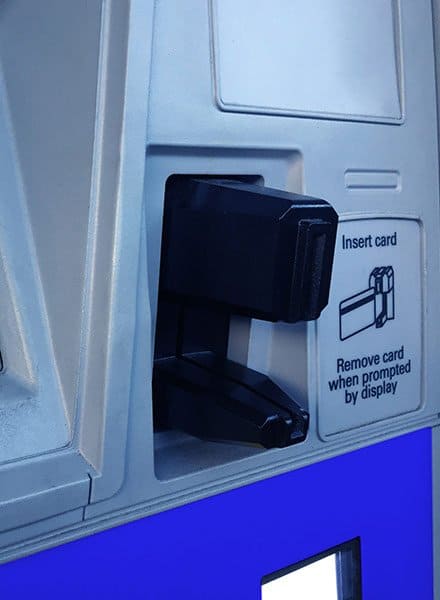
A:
[
  {"left": 317, "top": 218, "right": 422, "bottom": 436},
  {"left": 262, "top": 555, "right": 338, "bottom": 600}
]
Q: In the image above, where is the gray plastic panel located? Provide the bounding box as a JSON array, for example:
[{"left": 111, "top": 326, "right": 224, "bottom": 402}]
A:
[
  {"left": 0, "top": 0, "right": 151, "bottom": 553},
  {"left": 0, "top": 0, "right": 103, "bottom": 423},
  {"left": 430, "top": 2, "right": 440, "bottom": 595},
  {"left": 0, "top": 509, "right": 84, "bottom": 554},
  {"left": 77, "top": 0, "right": 153, "bottom": 504},
  {"left": 0, "top": 28, "right": 70, "bottom": 462},
  {"left": 0, "top": 451, "right": 90, "bottom": 537},
  {"left": 434, "top": 426, "right": 440, "bottom": 600},
  {"left": 137, "top": 0, "right": 440, "bottom": 503},
  {"left": 212, "top": 0, "right": 402, "bottom": 122}
]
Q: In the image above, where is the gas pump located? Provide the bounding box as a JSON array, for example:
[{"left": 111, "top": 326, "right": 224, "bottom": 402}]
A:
[{"left": 0, "top": 1, "right": 438, "bottom": 598}]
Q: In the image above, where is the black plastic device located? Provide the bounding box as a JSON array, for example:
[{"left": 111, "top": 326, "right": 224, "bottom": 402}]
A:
[
  {"left": 160, "top": 178, "right": 337, "bottom": 322},
  {"left": 154, "top": 178, "right": 338, "bottom": 449}
]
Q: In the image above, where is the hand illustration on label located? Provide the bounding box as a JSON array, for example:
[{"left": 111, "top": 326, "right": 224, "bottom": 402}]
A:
[{"left": 339, "top": 266, "right": 395, "bottom": 341}]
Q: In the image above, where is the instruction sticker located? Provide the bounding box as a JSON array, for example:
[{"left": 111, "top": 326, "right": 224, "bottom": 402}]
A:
[{"left": 317, "top": 218, "right": 422, "bottom": 436}]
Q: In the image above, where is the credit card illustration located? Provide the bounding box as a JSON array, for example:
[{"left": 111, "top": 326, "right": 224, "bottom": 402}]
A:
[{"left": 339, "top": 266, "right": 394, "bottom": 341}]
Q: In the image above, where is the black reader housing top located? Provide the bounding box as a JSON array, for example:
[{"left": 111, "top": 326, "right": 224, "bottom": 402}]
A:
[{"left": 160, "top": 178, "right": 338, "bottom": 322}]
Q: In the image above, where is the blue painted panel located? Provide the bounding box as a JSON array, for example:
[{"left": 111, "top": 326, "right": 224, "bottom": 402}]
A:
[{"left": 0, "top": 429, "right": 433, "bottom": 599}]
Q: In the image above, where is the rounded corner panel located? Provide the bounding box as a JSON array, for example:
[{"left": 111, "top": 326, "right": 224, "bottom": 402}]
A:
[
  {"left": 316, "top": 216, "right": 423, "bottom": 437},
  {"left": 211, "top": 0, "right": 402, "bottom": 124}
]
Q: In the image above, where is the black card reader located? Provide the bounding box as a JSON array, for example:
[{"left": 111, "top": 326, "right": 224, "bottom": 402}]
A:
[{"left": 154, "top": 178, "right": 338, "bottom": 449}]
